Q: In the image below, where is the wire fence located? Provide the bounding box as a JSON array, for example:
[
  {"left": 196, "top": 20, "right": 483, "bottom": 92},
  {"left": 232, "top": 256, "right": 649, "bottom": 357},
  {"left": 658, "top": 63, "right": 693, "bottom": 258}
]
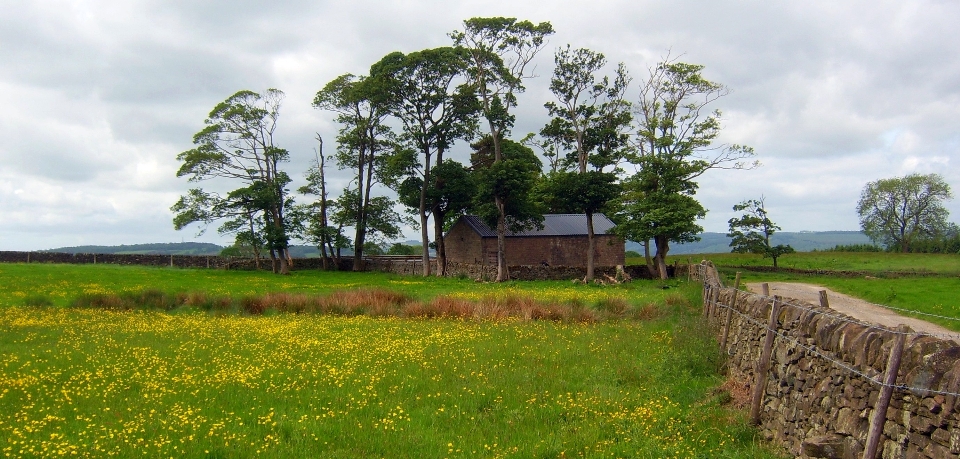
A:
[{"left": 692, "top": 262, "right": 960, "bottom": 458}]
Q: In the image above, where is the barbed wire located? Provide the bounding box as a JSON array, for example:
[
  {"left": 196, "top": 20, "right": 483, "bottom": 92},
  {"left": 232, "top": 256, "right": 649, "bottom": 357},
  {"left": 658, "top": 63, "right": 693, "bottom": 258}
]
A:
[{"left": 711, "top": 296, "right": 960, "bottom": 398}]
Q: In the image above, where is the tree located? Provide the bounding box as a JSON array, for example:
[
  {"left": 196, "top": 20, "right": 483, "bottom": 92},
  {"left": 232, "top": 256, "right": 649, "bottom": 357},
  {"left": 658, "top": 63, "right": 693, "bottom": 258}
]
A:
[
  {"left": 295, "top": 135, "right": 345, "bottom": 270},
  {"left": 619, "top": 56, "right": 757, "bottom": 280},
  {"left": 470, "top": 136, "right": 544, "bottom": 243},
  {"left": 397, "top": 160, "right": 477, "bottom": 275},
  {"left": 451, "top": 17, "right": 554, "bottom": 281},
  {"left": 314, "top": 74, "right": 400, "bottom": 271},
  {"left": 727, "top": 197, "right": 794, "bottom": 267},
  {"left": 171, "top": 88, "right": 294, "bottom": 274},
  {"left": 369, "top": 47, "right": 479, "bottom": 276},
  {"left": 856, "top": 173, "right": 953, "bottom": 252},
  {"left": 541, "top": 45, "right": 631, "bottom": 280}
]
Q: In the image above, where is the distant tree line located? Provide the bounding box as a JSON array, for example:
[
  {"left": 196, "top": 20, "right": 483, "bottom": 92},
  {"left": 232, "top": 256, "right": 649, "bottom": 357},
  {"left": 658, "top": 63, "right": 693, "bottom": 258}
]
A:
[{"left": 172, "top": 17, "right": 757, "bottom": 280}]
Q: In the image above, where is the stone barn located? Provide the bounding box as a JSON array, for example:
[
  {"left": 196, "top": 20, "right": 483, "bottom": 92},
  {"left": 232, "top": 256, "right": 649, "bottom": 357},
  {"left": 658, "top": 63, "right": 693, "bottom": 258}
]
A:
[{"left": 444, "top": 214, "right": 625, "bottom": 267}]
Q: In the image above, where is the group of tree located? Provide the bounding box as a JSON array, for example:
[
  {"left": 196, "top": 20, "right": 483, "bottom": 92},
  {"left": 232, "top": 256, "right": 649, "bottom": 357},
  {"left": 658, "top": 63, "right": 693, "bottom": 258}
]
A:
[
  {"left": 173, "top": 17, "right": 759, "bottom": 280},
  {"left": 723, "top": 173, "right": 957, "bottom": 265}
]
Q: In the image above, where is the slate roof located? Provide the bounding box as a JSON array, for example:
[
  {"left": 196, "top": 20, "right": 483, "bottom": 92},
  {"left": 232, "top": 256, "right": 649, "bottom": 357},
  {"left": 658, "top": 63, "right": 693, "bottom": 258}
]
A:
[{"left": 458, "top": 214, "right": 617, "bottom": 238}]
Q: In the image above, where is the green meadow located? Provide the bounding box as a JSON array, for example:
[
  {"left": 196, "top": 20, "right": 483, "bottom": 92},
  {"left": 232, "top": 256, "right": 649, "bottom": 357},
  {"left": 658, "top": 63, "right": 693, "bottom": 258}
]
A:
[{"left": 0, "top": 263, "right": 779, "bottom": 458}]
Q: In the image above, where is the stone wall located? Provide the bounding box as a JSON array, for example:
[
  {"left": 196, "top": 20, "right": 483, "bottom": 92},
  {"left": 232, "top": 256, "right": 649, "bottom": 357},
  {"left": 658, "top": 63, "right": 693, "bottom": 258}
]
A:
[
  {"left": 0, "top": 251, "right": 655, "bottom": 281},
  {"left": 696, "top": 262, "right": 960, "bottom": 458}
]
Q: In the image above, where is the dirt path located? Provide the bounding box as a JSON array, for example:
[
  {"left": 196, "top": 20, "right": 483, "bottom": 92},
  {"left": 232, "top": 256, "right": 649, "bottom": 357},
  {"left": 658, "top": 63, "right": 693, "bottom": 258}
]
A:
[{"left": 745, "top": 282, "right": 960, "bottom": 339}]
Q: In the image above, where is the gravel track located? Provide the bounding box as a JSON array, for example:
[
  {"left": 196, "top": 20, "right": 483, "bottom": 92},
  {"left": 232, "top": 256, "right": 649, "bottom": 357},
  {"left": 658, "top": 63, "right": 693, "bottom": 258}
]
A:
[{"left": 745, "top": 282, "right": 960, "bottom": 340}]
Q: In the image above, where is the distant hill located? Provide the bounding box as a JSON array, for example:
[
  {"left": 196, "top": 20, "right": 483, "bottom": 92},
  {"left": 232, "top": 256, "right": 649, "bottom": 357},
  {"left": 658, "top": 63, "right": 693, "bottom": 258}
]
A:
[
  {"left": 43, "top": 242, "right": 224, "bottom": 256},
  {"left": 625, "top": 231, "right": 873, "bottom": 255},
  {"left": 42, "top": 232, "right": 872, "bottom": 257}
]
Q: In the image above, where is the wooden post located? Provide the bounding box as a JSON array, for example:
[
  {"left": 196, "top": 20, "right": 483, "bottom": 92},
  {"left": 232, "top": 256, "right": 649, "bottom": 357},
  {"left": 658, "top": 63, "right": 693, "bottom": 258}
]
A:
[
  {"left": 702, "top": 284, "right": 710, "bottom": 316},
  {"left": 720, "top": 272, "right": 742, "bottom": 352},
  {"left": 687, "top": 258, "right": 693, "bottom": 281},
  {"left": 751, "top": 296, "right": 782, "bottom": 425},
  {"left": 93, "top": 254, "right": 97, "bottom": 264},
  {"left": 761, "top": 283, "right": 769, "bottom": 297},
  {"left": 206, "top": 256, "right": 210, "bottom": 269},
  {"left": 26, "top": 252, "right": 30, "bottom": 263},
  {"left": 819, "top": 290, "right": 830, "bottom": 309},
  {"left": 170, "top": 255, "right": 174, "bottom": 268},
  {"left": 862, "top": 325, "right": 908, "bottom": 459},
  {"left": 710, "top": 285, "right": 720, "bottom": 321}
]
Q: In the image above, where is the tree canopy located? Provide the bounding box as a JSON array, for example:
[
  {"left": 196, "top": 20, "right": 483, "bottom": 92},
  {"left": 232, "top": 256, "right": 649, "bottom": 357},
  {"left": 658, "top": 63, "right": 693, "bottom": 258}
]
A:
[
  {"left": 171, "top": 89, "right": 294, "bottom": 274},
  {"left": 857, "top": 173, "right": 953, "bottom": 253}
]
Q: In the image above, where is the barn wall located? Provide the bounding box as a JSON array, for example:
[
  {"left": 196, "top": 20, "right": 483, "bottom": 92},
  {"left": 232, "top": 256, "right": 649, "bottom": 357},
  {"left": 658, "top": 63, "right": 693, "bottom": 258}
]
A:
[
  {"left": 503, "top": 235, "right": 625, "bottom": 267},
  {"left": 443, "top": 220, "right": 485, "bottom": 265}
]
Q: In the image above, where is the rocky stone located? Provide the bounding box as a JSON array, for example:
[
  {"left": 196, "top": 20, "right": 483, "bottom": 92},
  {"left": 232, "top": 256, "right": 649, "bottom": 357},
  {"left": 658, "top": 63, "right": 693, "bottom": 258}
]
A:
[{"left": 802, "top": 434, "right": 846, "bottom": 459}]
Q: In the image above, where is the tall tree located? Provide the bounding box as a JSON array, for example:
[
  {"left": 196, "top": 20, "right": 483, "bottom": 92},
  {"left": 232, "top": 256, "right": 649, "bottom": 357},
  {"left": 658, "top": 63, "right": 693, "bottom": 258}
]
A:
[
  {"left": 857, "top": 173, "right": 953, "bottom": 252},
  {"left": 470, "top": 136, "right": 544, "bottom": 250},
  {"left": 314, "top": 74, "right": 399, "bottom": 271},
  {"left": 451, "top": 17, "right": 554, "bottom": 281},
  {"left": 370, "top": 47, "right": 478, "bottom": 276},
  {"left": 622, "top": 56, "right": 757, "bottom": 279},
  {"left": 541, "top": 45, "right": 631, "bottom": 280},
  {"left": 172, "top": 88, "right": 294, "bottom": 274},
  {"left": 727, "top": 197, "right": 794, "bottom": 268},
  {"left": 295, "top": 135, "right": 345, "bottom": 270},
  {"left": 397, "top": 160, "right": 477, "bottom": 275}
]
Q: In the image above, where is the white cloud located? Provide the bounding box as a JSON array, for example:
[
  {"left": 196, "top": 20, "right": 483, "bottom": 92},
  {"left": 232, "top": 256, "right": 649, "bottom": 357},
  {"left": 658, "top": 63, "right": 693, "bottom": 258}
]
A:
[{"left": 2, "top": 0, "right": 960, "bottom": 250}]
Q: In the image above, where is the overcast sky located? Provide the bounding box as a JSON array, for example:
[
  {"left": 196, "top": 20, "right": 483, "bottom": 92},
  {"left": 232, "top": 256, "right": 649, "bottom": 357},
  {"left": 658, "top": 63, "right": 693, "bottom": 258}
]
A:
[{"left": 2, "top": 0, "right": 959, "bottom": 251}]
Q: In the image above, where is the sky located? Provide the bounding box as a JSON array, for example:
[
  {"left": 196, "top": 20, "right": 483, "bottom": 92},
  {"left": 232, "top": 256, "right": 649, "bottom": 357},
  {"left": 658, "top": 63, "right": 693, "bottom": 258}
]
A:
[{"left": 2, "top": 0, "right": 959, "bottom": 251}]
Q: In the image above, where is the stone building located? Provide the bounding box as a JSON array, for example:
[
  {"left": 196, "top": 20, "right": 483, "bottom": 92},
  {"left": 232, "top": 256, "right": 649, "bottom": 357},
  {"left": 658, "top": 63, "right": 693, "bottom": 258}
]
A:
[{"left": 443, "top": 214, "right": 625, "bottom": 267}]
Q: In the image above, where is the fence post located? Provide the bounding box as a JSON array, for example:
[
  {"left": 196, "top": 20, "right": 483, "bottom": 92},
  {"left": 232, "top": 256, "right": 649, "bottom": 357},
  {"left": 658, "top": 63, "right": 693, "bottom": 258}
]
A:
[
  {"left": 703, "top": 284, "right": 710, "bottom": 317},
  {"left": 93, "top": 254, "right": 97, "bottom": 264},
  {"left": 720, "top": 272, "right": 742, "bottom": 352},
  {"left": 751, "top": 296, "right": 782, "bottom": 425},
  {"left": 819, "top": 290, "right": 830, "bottom": 309},
  {"left": 27, "top": 252, "right": 30, "bottom": 263},
  {"left": 710, "top": 285, "right": 720, "bottom": 321},
  {"left": 761, "top": 282, "right": 769, "bottom": 297},
  {"left": 862, "top": 325, "right": 908, "bottom": 459}
]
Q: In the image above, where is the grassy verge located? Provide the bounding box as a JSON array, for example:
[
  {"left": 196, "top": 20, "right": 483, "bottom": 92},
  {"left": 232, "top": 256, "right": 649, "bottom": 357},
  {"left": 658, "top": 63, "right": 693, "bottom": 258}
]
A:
[
  {"left": 662, "top": 251, "right": 960, "bottom": 275},
  {"left": 665, "top": 252, "right": 960, "bottom": 332}
]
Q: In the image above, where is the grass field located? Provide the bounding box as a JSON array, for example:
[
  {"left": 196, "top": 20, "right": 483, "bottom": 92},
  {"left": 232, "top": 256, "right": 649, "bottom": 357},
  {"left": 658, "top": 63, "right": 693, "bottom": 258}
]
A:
[
  {"left": 0, "top": 263, "right": 779, "bottom": 458},
  {"left": 657, "top": 252, "right": 960, "bottom": 332}
]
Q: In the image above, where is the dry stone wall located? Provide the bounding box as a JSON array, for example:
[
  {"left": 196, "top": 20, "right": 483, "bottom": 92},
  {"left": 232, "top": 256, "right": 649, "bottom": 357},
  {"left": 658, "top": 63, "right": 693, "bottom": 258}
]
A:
[
  {"left": 0, "top": 251, "right": 657, "bottom": 281},
  {"left": 696, "top": 262, "right": 960, "bottom": 459}
]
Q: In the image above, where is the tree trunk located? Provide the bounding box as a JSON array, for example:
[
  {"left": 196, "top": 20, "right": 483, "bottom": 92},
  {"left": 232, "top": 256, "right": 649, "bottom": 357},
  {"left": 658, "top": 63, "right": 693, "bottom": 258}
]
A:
[
  {"left": 496, "top": 197, "right": 509, "bottom": 282},
  {"left": 584, "top": 211, "right": 595, "bottom": 282},
  {"left": 434, "top": 208, "right": 447, "bottom": 277},
  {"left": 653, "top": 235, "right": 670, "bottom": 280},
  {"left": 419, "top": 152, "right": 432, "bottom": 276},
  {"left": 269, "top": 249, "right": 278, "bottom": 274},
  {"left": 643, "top": 239, "right": 654, "bottom": 276}
]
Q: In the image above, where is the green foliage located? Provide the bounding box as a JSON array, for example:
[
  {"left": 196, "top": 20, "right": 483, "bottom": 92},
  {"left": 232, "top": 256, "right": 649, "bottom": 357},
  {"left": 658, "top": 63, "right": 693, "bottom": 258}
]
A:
[
  {"left": 820, "top": 244, "right": 885, "bottom": 253},
  {"left": 617, "top": 56, "right": 756, "bottom": 279},
  {"left": 171, "top": 88, "right": 293, "bottom": 273},
  {"left": 537, "top": 170, "right": 620, "bottom": 215},
  {"left": 727, "top": 197, "right": 794, "bottom": 267},
  {"left": 857, "top": 173, "right": 953, "bottom": 252},
  {"left": 470, "top": 137, "right": 544, "bottom": 233},
  {"left": 386, "top": 243, "right": 418, "bottom": 255},
  {"left": 625, "top": 250, "right": 642, "bottom": 258}
]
